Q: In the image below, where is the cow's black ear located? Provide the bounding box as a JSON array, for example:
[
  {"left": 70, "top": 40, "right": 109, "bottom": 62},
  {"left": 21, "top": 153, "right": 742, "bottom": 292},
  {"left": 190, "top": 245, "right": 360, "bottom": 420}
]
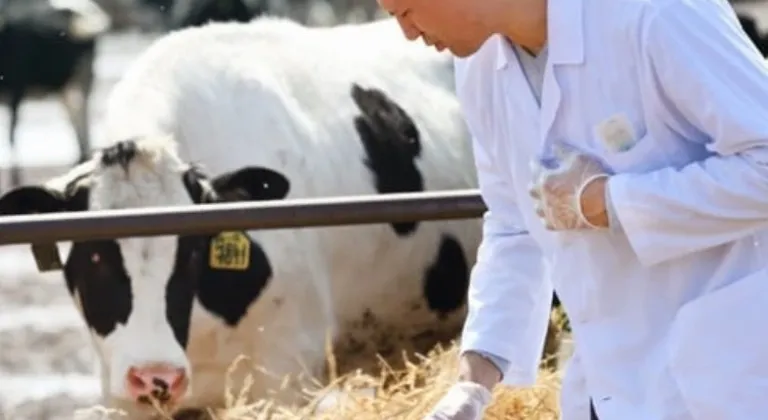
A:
[
  {"left": 210, "top": 167, "right": 291, "bottom": 202},
  {"left": 0, "top": 185, "right": 88, "bottom": 216},
  {"left": 0, "top": 185, "right": 88, "bottom": 273}
]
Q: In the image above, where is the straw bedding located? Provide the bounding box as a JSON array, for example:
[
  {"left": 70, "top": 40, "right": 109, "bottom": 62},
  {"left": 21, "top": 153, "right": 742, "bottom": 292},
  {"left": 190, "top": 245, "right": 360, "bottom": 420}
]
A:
[{"left": 75, "top": 311, "right": 569, "bottom": 420}]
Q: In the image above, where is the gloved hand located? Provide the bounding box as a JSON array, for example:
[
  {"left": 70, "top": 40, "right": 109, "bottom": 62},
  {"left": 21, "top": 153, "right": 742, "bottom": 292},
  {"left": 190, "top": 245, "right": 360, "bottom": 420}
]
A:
[
  {"left": 528, "top": 147, "right": 611, "bottom": 231},
  {"left": 423, "top": 381, "right": 493, "bottom": 420}
]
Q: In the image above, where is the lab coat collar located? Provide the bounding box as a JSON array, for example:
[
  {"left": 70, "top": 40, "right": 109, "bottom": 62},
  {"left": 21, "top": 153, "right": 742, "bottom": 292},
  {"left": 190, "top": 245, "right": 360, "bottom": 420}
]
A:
[{"left": 495, "top": 0, "right": 584, "bottom": 70}]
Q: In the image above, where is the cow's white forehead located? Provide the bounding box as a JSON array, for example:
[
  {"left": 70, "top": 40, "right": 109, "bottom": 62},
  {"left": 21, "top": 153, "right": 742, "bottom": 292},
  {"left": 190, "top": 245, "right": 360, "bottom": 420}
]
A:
[
  {"left": 48, "top": 136, "right": 200, "bottom": 210},
  {"left": 91, "top": 141, "right": 193, "bottom": 210}
]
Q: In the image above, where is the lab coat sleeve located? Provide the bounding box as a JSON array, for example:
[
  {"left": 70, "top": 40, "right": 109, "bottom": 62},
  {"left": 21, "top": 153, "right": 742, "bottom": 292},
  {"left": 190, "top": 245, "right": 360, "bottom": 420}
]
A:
[
  {"left": 460, "top": 134, "right": 553, "bottom": 386},
  {"left": 608, "top": 0, "right": 768, "bottom": 266}
]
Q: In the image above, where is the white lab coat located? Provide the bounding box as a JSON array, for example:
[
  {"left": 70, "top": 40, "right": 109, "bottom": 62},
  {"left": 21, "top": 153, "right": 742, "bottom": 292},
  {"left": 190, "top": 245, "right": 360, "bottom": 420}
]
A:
[{"left": 454, "top": 0, "right": 768, "bottom": 418}]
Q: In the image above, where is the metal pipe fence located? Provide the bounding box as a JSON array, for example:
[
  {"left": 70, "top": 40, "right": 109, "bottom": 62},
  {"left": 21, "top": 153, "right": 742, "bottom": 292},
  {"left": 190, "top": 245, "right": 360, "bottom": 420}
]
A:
[{"left": 0, "top": 189, "right": 486, "bottom": 245}]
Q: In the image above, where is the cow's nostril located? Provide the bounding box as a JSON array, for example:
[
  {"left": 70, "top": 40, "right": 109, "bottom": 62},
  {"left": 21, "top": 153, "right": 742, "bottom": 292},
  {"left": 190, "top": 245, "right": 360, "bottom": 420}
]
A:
[
  {"left": 125, "top": 364, "right": 189, "bottom": 404},
  {"left": 152, "top": 377, "right": 169, "bottom": 391}
]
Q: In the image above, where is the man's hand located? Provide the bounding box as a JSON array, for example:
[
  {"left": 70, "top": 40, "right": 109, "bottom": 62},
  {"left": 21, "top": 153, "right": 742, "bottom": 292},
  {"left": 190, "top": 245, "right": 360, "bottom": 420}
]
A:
[
  {"left": 458, "top": 351, "right": 502, "bottom": 389},
  {"left": 422, "top": 352, "right": 500, "bottom": 420},
  {"left": 529, "top": 149, "right": 611, "bottom": 230}
]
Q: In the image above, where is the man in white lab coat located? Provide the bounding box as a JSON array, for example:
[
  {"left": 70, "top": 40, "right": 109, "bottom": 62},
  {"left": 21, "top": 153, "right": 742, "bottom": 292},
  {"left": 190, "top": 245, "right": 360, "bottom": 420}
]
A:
[{"left": 378, "top": 0, "right": 768, "bottom": 419}]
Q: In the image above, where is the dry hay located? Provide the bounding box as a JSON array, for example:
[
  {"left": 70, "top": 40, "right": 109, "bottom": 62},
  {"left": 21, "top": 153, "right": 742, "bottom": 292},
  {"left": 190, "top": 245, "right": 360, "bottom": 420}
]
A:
[
  {"left": 73, "top": 342, "right": 561, "bottom": 420},
  {"left": 216, "top": 341, "right": 561, "bottom": 420},
  {"left": 76, "top": 309, "right": 569, "bottom": 420}
]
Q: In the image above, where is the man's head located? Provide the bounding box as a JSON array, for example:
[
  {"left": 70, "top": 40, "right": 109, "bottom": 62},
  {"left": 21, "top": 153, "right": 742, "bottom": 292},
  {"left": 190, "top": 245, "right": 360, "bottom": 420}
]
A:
[
  {"left": 377, "top": 0, "right": 491, "bottom": 57},
  {"left": 377, "top": 0, "right": 547, "bottom": 57},
  {"left": 0, "top": 136, "right": 290, "bottom": 412}
]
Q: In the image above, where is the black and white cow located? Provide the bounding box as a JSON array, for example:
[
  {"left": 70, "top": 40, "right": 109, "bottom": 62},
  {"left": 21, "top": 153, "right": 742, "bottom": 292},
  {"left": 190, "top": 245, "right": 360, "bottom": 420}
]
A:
[
  {"left": 139, "top": 0, "right": 263, "bottom": 31},
  {"left": 0, "top": 0, "right": 111, "bottom": 188},
  {"left": 0, "top": 17, "right": 561, "bottom": 418},
  {"left": 165, "top": 0, "right": 263, "bottom": 30}
]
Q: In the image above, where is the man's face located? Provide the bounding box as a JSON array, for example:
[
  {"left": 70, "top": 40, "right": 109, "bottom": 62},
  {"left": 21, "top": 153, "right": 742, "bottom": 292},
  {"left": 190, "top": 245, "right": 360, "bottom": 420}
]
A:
[{"left": 378, "top": 0, "right": 493, "bottom": 57}]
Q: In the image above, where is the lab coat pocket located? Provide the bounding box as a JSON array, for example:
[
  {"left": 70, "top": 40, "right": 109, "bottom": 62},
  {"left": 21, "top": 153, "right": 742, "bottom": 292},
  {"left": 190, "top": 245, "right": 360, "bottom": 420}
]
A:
[
  {"left": 666, "top": 268, "right": 768, "bottom": 419},
  {"left": 600, "top": 133, "right": 661, "bottom": 174}
]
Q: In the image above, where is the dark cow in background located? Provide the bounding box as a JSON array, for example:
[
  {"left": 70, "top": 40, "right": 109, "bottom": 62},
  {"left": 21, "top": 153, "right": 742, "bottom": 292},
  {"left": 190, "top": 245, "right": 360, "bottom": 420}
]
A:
[
  {"left": 139, "top": 0, "right": 375, "bottom": 29},
  {"left": 140, "top": 0, "right": 263, "bottom": 30},
  {"left": 0, "top": 16, "right": 564, "bottom": 418},
  {"left": 0, "top": 0, "right": 111, "bottom": 188},
  {"left": 167, "top": 0, "right": 262, "bottom": 29}
]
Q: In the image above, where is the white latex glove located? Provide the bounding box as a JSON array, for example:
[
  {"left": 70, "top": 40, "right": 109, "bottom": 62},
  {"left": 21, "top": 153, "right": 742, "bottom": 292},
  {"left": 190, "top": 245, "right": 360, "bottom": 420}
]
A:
[
  {"left": 529, "top": 148, "right": 610, "bottom": 231},
  {"left": 423, "top": 381, "right": 493, "bottom": 420}
]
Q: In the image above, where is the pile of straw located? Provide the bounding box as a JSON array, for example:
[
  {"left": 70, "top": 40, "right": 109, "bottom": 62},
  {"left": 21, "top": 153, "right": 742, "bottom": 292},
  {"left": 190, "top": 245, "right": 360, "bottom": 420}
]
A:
[
  {"left": 217, "top": 341, "right": 562, "bottom": 420},
  {"left": 78, "top": 310, "right": 570, "bottom": 420},
  {"left": 78, "top": 342, "right": 561, "bottom": 420}
]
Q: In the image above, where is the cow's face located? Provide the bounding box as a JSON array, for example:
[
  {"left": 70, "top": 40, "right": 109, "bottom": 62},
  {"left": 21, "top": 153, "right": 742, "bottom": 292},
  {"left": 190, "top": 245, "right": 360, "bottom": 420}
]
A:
[{"left": 0, "top": 136, "right": 290, "bottom": 411}]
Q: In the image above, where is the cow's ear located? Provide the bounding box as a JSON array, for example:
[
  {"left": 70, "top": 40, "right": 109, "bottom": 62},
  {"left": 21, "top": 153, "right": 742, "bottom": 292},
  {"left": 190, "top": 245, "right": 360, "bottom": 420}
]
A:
[
  {"left": 209, "top": 167, "right": 291, "bottom": 202},
  {"left": 0, "top": 185, "right": 88, "bottom": 216},
  {"left": 0, "top": 184, "right": 88, "bottom": 273}
]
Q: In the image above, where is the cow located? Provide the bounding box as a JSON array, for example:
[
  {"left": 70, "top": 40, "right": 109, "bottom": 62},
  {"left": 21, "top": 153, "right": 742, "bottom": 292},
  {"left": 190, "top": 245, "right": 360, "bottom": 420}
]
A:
[
  {"left": 0, "top": 16, "right": 563, "bottom": 418},
  {"left": 0, "top": 0, "right": 111, "bottom": 189},
  {"left": 332, "top": 0, "right": 380, "bottom": 23},
  {"left": 165, "top": 0, "right": 263, "bottom": 30},
  {"left": 274, "top": 0, "right": 381, "bottom": 26},
  {"left": 139, "top": 0, "right": 264, "bottom": 30}
]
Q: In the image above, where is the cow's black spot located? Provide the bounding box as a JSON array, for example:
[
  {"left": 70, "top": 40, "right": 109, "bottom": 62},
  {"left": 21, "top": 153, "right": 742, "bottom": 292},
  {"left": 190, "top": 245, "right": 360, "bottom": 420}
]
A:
[
  {"left": 423, "top": 234, "right": 469, "bottom": 317},
  {"left": 350, "top": 83, "right": 424, "bottom": 236},
  {"left": 177, "top": 166, "right": 280, "bottom": 327},
  {"left": 64, "top": 240, "right": 133, "bottom": 337},
  {"left": 193, "top": 233, "right": 272, "bottom": 326},
  {"left": 101, "top": 139, "right": 138, "bottom": 169},
  {"left": 64, "top": 234, "right": 197, "bottom": 347},
  {"left": 166, "top": 0, "right": 261, "bottom": 30},
  {"left": 164, "top": 236, "right": 205, "bottom": 348},
  {"left": 0, "top": 169, "right": 137, "bottom": 340}
]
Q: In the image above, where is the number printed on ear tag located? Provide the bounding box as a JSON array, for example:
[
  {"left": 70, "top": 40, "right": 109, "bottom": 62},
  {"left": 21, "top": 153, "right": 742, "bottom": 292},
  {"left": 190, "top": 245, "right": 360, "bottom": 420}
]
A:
[
  {"left": 595, "top": 113, "right": 637, "bottom": 153},
  {"left": 209, "top": 232, "right": 251, "bottom": 271}
]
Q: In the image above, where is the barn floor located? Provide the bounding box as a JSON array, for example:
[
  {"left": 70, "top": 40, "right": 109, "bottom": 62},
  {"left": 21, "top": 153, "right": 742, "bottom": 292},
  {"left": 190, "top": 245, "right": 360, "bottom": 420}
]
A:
[{"left": 1, "top": 2, "right": 767, "bottom": 416}]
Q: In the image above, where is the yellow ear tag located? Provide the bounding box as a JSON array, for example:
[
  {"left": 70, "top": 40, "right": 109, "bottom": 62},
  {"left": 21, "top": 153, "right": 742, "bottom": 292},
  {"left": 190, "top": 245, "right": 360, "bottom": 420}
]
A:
[{"left": 209, "top": 232, "right": 251, "bottom": 271}]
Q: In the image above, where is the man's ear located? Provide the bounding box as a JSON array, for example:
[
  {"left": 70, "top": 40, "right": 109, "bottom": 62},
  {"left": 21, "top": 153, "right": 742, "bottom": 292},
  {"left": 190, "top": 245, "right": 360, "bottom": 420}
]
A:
[
  {"left": 210, "top": 167, "right": 291, "bottom": 202},
  {"left": 0, "top": 185, "right": 89, "bottom": 216}
]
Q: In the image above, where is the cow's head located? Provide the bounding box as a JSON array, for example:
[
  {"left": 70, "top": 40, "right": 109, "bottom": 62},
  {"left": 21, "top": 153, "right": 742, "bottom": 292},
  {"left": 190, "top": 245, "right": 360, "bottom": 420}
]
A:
[{"left": 0, "top": 136, "right": 290, "bottom": 411}]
